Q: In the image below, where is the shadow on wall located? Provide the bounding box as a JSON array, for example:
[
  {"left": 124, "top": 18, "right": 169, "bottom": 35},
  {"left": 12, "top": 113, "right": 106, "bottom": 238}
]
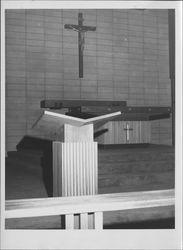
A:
[{"left": 17, "top": 136, "right": 53, "bottom": 197}]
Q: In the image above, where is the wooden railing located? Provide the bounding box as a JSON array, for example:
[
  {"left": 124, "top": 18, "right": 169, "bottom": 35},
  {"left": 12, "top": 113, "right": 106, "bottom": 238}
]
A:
[{"left": 5, "top": 189, "right": 174, "bottom": 229}]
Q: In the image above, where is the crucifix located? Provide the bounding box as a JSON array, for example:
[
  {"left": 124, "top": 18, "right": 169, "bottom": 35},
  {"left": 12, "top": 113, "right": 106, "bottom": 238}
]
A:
[
  {"left": 64, "top": 12, "right": 96, "bottom": 78},
  {"left": 124, "top": 123, "right": 133, "bottom": 143}
]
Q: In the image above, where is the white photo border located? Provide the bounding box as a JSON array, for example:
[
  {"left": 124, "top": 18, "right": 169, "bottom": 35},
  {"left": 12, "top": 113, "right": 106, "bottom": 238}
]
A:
[{"left": 1, "top": 1, "right": 182, "bottom": 249}]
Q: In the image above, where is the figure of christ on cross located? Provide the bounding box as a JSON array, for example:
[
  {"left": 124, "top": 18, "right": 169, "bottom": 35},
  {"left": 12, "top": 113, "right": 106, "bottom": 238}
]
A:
[{"left": 64, "top": 12, "right": 96, "bottom": 78}]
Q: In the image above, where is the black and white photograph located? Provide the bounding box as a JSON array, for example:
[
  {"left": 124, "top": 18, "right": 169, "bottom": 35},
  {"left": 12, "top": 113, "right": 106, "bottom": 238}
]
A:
[{"left": 0, "top": 1, "right": 182, "bottom": 249}]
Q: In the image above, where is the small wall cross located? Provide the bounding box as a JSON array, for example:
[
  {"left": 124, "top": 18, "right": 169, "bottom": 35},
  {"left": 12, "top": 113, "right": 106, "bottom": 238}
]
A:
[
  {"left": 123, "top": 123, "right": 133, "bottom": 142},
  {"left": 64, "top": 13, "right": 96, "bottom": 78}
]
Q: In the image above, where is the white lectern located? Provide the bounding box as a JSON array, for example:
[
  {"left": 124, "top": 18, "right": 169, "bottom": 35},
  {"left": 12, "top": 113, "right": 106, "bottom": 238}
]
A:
[{"left": 32, "top": 110, "right": 121, "bottom": 228}]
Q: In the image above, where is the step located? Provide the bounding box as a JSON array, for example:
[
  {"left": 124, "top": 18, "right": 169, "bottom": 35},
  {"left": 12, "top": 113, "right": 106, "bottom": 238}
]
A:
[
  {"left": 7, "top": 145, "right": 174, "bottom": 166},
  {"left": 6, "top": 145, "right": 174, "bottom": 196},
  {"left": 7, "top": 148, "right": 174, "bottom": 166},
  {"left": 7, "top": 149, "right": 43, "bottom": 162},
  {"left": 98, "top": 171, "right": 174, "bottom": 189},
  {"left": 16, "top": 136, "right": 51, "bottom": 151},
  {"left": 98, "top": 160, "right": 174, "bottom": 174},
  {"left": 98, "top": 150, "right": 174, "bottom": 161},
  {"left": 98, "top": 153, "right": 174, "bottom": 162},
  {"left": 6, "top": 158, "right": 43, "bottom": 175}
]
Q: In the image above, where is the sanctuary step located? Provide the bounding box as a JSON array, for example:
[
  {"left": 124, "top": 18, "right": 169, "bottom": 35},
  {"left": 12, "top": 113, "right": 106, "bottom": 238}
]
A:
[
  {"left": 7, "top": 149, "right": 43, "bottom": 171},
  {"left": 5, "top": 143, "right": 175, "bottom": 229},
  {"left": 98, "top": 145, "right": 174, "bottom": 192},
  {"left": 6, "top": 144, "right": 175, "bottom": 198}
]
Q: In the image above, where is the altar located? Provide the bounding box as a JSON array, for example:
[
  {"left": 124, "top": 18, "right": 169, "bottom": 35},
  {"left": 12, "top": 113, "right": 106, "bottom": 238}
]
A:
[{"left": 40, "top": 100, "right": 172, "bottom": 145}]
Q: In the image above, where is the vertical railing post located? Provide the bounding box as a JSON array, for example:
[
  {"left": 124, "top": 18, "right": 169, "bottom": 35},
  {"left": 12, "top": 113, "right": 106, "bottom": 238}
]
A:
[
  {"left": 94, "top": 212, "right": 103, "bottom": 230},
  {"left": 80, "top": 213, "right": 88, "bottom": 229},
  {"left": 65, "top": 214, "right": 74, "bottom": 229}
]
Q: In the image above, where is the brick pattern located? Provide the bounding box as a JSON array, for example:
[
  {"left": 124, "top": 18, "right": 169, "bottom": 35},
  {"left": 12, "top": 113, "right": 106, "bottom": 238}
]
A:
[{"left": 5, "top": 9, "right": 172, "bottom": 151}]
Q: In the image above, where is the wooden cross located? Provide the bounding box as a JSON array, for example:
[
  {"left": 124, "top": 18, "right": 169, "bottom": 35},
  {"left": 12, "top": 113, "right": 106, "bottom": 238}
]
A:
[
  {"left": 64, "top": 12, "right": 96, "bottom": 78},
  {"left": 123, "top": 123, "right": 133, "bottom": 142}
]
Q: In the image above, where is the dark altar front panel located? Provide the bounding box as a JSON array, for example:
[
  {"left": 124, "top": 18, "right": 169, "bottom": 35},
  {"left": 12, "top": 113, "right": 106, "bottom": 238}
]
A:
[{"left": 96, "top": 121, "right": 151, "bottom": 145}]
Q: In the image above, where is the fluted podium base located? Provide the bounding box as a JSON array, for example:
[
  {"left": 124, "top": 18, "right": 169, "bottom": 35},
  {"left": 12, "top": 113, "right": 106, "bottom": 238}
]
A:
[{"left": 53, "top": 142, "right": 98, "bottom": 197}]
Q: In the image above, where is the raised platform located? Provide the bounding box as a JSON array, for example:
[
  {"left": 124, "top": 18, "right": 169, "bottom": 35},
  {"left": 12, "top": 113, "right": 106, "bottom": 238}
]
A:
[
  {"left": 98, "top": 144, "right": 174, "bottom": 193},
  {"left": 5, "top": 143, "right": 175, "bottom": 229}
]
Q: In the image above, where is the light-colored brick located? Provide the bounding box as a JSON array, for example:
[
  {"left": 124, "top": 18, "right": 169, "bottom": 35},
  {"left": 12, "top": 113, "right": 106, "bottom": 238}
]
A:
[{"left": 5, "top": 9, "right": 171, "bottom": 151}]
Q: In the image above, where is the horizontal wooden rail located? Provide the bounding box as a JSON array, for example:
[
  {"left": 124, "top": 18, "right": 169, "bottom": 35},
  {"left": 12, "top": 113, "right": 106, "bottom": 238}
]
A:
[{"left": 6, "top": 189, "right": 174, "bottom": 220}]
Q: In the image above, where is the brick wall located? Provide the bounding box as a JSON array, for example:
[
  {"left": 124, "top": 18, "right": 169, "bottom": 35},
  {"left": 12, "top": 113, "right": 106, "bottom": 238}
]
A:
[{"left": 5, "top": 9, "right": 172, "bottom": 151}]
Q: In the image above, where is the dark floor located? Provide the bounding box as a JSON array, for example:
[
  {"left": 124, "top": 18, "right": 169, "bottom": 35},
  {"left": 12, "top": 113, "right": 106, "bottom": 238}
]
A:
[
  {"left": 5, "top": 141, "right": 175, "bottom": 229},
  {"left": 104, "top": 218, "right": 175, "bottom": 229}
]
